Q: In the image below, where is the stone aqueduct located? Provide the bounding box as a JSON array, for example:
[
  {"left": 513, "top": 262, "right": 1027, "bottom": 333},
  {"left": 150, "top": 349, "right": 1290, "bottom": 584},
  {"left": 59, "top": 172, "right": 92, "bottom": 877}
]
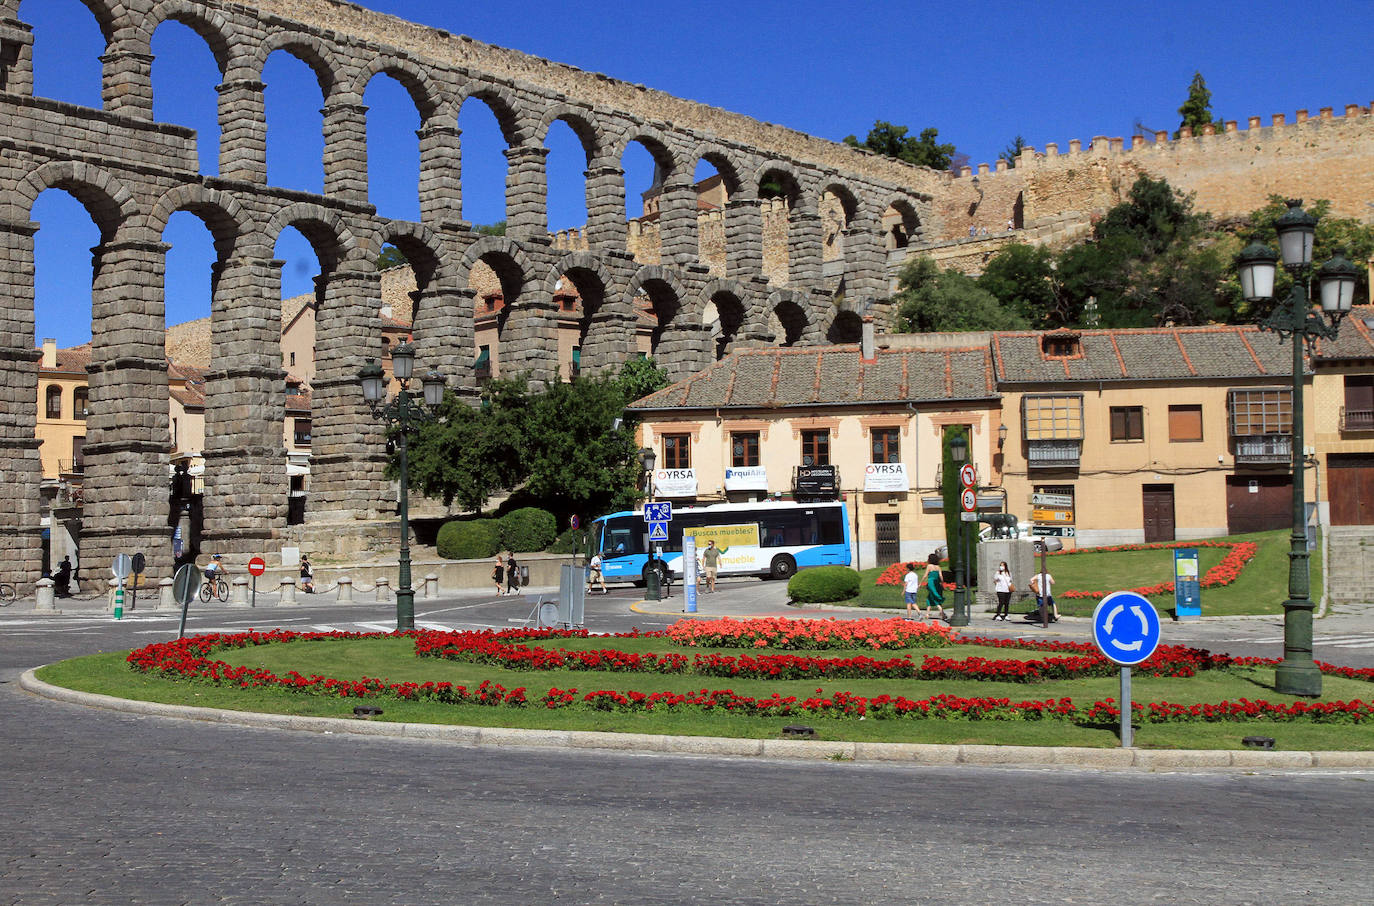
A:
[{"left": 0, "top": 0, "right": 944, "bottom": 581}]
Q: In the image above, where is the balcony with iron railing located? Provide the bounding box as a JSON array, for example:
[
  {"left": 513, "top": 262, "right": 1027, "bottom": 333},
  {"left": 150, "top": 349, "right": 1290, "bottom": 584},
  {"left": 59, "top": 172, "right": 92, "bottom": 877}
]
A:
[
  {"left": 1233, "top": 434, "right": 1292, "bottom": 464},
  {"left": 1340, "top": 407, "right": 1374, "bottom": 432},
  {"left": 1026, "top": 439, "right": 1081, "bottom": 469}
]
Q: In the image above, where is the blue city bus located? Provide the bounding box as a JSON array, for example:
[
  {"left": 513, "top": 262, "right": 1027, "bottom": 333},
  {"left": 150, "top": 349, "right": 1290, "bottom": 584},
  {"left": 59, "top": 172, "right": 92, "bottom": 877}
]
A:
[{"left": 590, "top": 500, "right": 851, "bottom": 585}]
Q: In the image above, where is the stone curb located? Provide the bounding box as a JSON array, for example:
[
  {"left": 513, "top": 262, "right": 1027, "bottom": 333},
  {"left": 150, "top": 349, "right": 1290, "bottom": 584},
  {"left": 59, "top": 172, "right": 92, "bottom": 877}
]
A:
[{"left": 21, "top": 669, "right": 1374, "bottom": 773}]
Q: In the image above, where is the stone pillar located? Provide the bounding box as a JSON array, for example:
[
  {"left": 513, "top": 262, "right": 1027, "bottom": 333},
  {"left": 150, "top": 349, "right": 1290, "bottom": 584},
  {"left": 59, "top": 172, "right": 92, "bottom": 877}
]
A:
[
  {"left": 580, "top": 310, "right": 638, "bottom": 375},
  {"left": 0, "top": 17, "right": 34, "bottom": 96},
  {"left": 498, "top": 297, "right": 561, "bottom": 386},
  {"left": 423, "top": 573, "right": 438, "bottom": 598},
  {"left": 375, "top": 575, "right": 390, "bottom": 601},
  {"left": 843, "top": 218, "right": 889, "bottom": 303},
  {"left": 725, "top": 197, "right": 765, "bottom": 280},
  {"left": 322, "top": 100, "right": 369, "bottom": 202},
  {"left": 308, "top": 269, "right": 388, "bottom": 520},
  {"left": 230, "top": 575, "right": 249, "bottom": 606},
  {"left": 337, "top": 575, "right": 353, "bottom": 603},
  {"left": 100, "top": 49, "right": 153, "bottom": 120},
  {"left": 418, "top": 121, "right": 462, "bottom": 225},
  {"left": 157, "top": 576, "right": 175, "bottom": 610},
  {"left": 505, "top": 145, "right": 549, "bottom": 240},
  {"left": 34, "top": 577, "right": 53, "bottom": 610},
  {"left": 218, "top": 79, "right": 267, "bottom": 183},
  {"left": 279, "top": 577, "right": 297, "bottom": 605},
  {"left": 201, "top": 256, "right": 288, "bottom": 555},
  {"left": 788, "top": 205, "right": 825, "bottom": 289},
  {"left": 657, "top": 173, "right": 698, "bottom": 267},
  {"left": 0, "top": 219, "right": 45, "bottom": 588},
  {"left": 81, "top": 238, "right": 174, "bottom": 579},
  {"left": 654, "top": 323, "right": 714, "bottom": 384},
  {"left": 584, "top": 158, "right": 626, "bottom": 250},
  {"left": 411, "top": 281, "right": 474, "bottom": 392}
]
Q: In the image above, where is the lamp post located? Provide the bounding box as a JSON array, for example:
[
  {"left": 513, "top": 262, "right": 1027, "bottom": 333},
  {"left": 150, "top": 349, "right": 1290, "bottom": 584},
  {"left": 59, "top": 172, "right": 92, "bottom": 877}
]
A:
[
  {"left": 1236, "top": 200, "right": 1358, "bottom": 697},
  {"left": 1032, "top": 537, "right": 1063, "bottom": 628},
  {"left": 358, "top": 343, "right": 446, "bottom": 632},
  {"left": 637, "top": 446, "right": 662, "bottom": 601},
  {"left": 948, "top": 430, "right": 970, "bottom": 627}
]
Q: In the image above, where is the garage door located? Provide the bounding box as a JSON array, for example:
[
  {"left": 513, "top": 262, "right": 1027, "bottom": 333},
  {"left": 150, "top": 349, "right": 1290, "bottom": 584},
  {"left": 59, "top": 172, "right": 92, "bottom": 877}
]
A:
[
  {"left": 1226, "top": 475, "right": 1291, "bottom": 535},
  {"left": 1329, "top": 455, "right": 1374, "bottom": 525}
]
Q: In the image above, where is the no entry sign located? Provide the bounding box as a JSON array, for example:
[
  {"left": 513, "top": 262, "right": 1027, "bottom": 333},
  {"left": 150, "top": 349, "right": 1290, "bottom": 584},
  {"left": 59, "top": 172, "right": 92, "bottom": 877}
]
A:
[{"left": 247, "top": 557, "right": 266, "bottom": 577}]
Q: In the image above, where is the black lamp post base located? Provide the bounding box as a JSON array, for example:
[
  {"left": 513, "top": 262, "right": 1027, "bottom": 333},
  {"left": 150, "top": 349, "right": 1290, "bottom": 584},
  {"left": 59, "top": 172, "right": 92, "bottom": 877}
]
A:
[
  {"left": 1275, "top": 660, "right": 1322, "bottom": 697},
  {"left": 395, "top": 589, "right": 415, "bottom": 633}
]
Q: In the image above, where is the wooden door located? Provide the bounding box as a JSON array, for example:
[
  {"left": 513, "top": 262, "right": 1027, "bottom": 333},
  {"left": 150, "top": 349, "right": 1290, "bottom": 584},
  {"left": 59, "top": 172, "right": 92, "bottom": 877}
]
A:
[
  {"left": 874, "top": 513, "right": 900, "bottom": 567},
  {"left": 1142, "top": 484, "right": 1175, "bottom": 542},
  {"left": 1329, "top": 455, "right": 1374, "bottom": 525},
  {"left": 1227, "top": 475, "right": 1293, "bottom": 534}
]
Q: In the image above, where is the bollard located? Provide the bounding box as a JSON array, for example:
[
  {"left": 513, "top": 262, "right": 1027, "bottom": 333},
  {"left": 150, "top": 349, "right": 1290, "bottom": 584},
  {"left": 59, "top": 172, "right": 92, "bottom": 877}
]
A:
[
  {"left": 35, "top": 577, "right": 55, "bottom": 612},
  {"left": 375, "top": 576, "right": 390, "bottom": 601},
  {"left": 230, "top": 576, "right": 250, "bottom": 607},
  {"left": 107, "top": 578, "right": 120, "bottom": 612},
  {"left": 157, "top": 577, "right": 175, "bottom": 610},
  {"left": 424, "top": 573, "right": 438, "bottom": 599},
  {"left": 279, "top": 577, "right": 297, "bottom": 605},
  {"left": 338, "top": 576, "right": 353, "bottom": 603}
]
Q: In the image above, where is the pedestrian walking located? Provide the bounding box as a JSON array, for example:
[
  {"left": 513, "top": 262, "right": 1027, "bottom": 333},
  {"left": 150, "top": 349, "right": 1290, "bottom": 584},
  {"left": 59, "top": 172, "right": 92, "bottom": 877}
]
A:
[
  {"left": 902, "top": 562, "right": 923, "bottom": 619},
  {"left": 587, "top": 552, "right": 607, "bottom": 594},
  {"left": 492, "top": 557, "right": 506, "bottom": 595},
  {"left": 701, "top": 539, "right": 721, "bottom": 592},
  {"left": 1030, "top": 565, "right": 1058, "bottom": 625},
  {"left": 923, "top": 552, "right": 948, "bottom": 622},
  {"left": 506, "top": 552, "right": 520, "bottom": 596},
  {"left": 992, "top": 561, "right": 1014, "bottom": 620},
  {"left": 299, "top": 555, "right": 315, "bottom": 594}
]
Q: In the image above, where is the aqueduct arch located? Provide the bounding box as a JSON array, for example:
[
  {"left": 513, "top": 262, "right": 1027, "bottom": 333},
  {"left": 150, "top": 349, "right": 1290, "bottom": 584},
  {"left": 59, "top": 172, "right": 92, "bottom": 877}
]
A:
[{"left": 0, "top": 0, "right": 934, "bottom": 581}]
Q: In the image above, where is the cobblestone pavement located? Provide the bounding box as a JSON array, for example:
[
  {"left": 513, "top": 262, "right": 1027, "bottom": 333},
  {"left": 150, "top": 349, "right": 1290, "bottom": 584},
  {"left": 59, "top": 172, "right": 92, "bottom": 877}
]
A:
[{"left": 4, "top": 583, "right": 1374, "bottom": 903}]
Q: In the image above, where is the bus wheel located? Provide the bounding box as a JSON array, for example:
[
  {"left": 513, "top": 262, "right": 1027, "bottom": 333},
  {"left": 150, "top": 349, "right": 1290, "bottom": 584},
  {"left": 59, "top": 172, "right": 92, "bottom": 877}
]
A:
[{"left": 769, "top": 554, "right": 797, "bottom": 580}]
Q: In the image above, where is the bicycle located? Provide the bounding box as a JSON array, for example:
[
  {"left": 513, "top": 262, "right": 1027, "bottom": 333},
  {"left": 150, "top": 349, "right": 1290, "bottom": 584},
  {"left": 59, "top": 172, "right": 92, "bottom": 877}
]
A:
[
  {"left": 0, "top": 583, "right": 16, "bottom": 605},
  {"left": 199, "top": 573, "right": 229, "bottom": 603}
]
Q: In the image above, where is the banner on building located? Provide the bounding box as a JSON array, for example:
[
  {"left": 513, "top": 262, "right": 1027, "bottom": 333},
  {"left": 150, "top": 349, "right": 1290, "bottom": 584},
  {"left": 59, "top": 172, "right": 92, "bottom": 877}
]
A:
[
  {"left": 653, "top": 468, "right": 697, "bottom": 498},
  {"left": 793, "top": 465, "right": 838, "bottom": 499},
  {"left": 863, "top": 462, "right": 909, "bottom": 493},
  {"left": 723, "top": 466, "right": 767, "bottom": 491}
]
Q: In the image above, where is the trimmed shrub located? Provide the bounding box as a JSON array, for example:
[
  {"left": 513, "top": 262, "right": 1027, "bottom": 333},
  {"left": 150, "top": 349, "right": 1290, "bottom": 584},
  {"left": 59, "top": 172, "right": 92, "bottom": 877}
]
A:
[
  {"left": 787, "top": 566, "right": 862, "bottom": 604},
  {"left": 549, "top": 526, "right": 590, "bottom": 555},
  {"left": 436, "top": 519, "right": 499, "bottom": 561},
  {"left": 498, "top": 507, "right": 558, "bottom": 553}
]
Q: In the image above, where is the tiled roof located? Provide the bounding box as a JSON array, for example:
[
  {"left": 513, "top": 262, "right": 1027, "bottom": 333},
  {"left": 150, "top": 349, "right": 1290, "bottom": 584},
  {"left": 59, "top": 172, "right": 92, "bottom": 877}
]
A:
[
  {"left": 42, "top": 344, "right": 91, "bottom": 374},
  {"left": 1313, "top": 306, "right": 1374, "bottom": 361},
  {"left": 629, "top": 345, "right": 996, "bottom": 411},
  {"left": 991, "top": 325, "right": 1294, "bottom": 384}
]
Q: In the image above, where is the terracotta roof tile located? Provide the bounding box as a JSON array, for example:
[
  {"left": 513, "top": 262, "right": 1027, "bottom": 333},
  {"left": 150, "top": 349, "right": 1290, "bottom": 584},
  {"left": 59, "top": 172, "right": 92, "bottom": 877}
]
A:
[
  {"left": 1313, "top": 306, "right": 1374, "bottom": 361},
  {"left": 994, "top": 325, "right": 1292, "bottom": 383}
]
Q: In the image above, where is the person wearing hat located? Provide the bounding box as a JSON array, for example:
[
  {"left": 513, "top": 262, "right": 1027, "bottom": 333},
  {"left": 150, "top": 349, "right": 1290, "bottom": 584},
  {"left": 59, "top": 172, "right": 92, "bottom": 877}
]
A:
[{"left": 204, "top": 554, "right": 225, "bottom": 581}]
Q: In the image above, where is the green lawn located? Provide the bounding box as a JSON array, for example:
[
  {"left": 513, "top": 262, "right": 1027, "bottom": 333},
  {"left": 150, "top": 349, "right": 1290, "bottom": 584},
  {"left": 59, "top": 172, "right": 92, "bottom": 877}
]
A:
[
  {"left": 35, "top": 632, "right": 1374, "bottom": 751},
  {"left": 852, "top": 528, "right": 1320, "bottom": 618}
]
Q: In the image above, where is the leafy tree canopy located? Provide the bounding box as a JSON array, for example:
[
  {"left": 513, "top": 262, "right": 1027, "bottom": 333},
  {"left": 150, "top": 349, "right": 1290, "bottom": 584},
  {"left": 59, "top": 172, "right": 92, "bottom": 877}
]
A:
[
  {"left": 376, "top": 245, "right": 408, "bottom": 270},
  {"left": 976, "top": 243, "right": 1066, "bottom": 327},
  {"left": 998, "top": 135, "right": 1027, "bottom": 169},
  {"left": 615, "top": 356, "right": 670, "bottom": 403},
  {"left": 891, "top": 258, "right": 1028, "bottom": 333},
  {"left": 843, "top": 121, "right": 957, "bottom": 171},
  {"left": 475, "top": 221, "right": 507, "bottom": 237}
]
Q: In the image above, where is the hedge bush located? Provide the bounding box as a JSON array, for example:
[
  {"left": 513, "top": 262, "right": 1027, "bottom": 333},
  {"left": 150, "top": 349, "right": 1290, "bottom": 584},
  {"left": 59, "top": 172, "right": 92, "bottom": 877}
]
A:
[
  {"left": 787, "top": 566, "right": 861, "bottom": 604},
  {"left": 498, "top": 507, "right": 557, "bottom": 553},
  {"left": 549, "top": 526, "right": 590, "bottom": 555},
  {"left": 436, "top": 519, "right": 499, "bottom": 561}
]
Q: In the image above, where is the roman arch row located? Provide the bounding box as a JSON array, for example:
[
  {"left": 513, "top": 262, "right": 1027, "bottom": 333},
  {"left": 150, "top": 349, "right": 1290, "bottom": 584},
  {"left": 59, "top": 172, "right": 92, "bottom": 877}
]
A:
[{"left": 0, "top": 0, "right": 929, "bottom": 581}]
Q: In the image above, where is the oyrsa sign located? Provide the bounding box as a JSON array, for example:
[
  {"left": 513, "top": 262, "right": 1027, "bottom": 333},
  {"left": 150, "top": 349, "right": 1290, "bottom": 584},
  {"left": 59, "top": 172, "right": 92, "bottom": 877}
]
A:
[
  {"left": 863, "top": 462, "right": 909, "bottom": 492},
  {"left": 723, "top": 465, "right": 767, "bottom": 491},
  {"left": 653, "top": 468, "right": 697, "bottom": 498}
]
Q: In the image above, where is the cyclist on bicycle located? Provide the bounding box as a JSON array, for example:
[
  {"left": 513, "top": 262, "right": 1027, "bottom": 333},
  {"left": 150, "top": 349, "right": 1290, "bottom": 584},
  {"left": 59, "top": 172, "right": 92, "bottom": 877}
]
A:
[{"left": 204, "top": 554, "right": 225, "bottom": 581}]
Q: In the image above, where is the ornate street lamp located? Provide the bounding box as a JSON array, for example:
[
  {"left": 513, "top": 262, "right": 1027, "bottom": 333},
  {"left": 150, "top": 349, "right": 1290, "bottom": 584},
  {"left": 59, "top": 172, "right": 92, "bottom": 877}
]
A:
[
  {"left": 1236, "top": 200, "right": 1356, "bottom": 697},
  {"left": 359, "top": 348, "right": 446, "bottom": 632},
  {"left": 947, "top": 431, "right": 970, "bottom": 627}
]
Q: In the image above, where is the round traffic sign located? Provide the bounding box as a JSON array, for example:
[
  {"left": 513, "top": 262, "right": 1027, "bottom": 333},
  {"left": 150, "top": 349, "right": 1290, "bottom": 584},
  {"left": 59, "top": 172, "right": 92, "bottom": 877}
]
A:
[
  {"left": 960, "top": 488, "right": 977, "bottom": 513},
  {"left": 172, "top": 564, "right": 199, "bottom": 606},
  {"left": 959, "top": 464, "right": 977, "bottom": 488},
  {"left": 247, "top": 557, "right": 267, "bottom": 577},
  {"left": 111, "top": 554, "right": 132, "bottom": 580},
  {"left": 1092, "top": 591, "right": 1162, "bottom": 666}
]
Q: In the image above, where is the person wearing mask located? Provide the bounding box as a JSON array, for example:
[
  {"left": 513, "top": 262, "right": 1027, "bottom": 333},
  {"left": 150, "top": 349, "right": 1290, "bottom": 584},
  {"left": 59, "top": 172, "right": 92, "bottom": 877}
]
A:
[{"left": 992, "top": 561, "right": 1014, "bottom": 621}]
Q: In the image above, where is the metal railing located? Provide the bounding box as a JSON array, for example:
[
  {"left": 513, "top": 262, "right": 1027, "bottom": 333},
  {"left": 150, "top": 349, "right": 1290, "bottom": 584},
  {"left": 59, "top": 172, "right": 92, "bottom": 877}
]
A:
[
  {"left": 1233, "top": 434, "right": 1292, "bottom": 464},
  {"left": 1340, "top": 407, "right": 1374, "bottom": 432},
  {"left": 1026, "top": 439, "right": 1081, "bottom": 468}
]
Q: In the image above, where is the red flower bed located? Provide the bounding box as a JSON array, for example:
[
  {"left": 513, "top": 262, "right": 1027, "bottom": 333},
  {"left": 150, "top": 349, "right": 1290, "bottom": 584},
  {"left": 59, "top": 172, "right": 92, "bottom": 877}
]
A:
[
  {"left": 122, "top": 623, "right": 1374, "bottom": 725},
  {"left": 1054, "top": 540, "right": 1258, "bottom": 600},
  {"left": 663, "top": 616, "right": 954, "bottom": 650}
]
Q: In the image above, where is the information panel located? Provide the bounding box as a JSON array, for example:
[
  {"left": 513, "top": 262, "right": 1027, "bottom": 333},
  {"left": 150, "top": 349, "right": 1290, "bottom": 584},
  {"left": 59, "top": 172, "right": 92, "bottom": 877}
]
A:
[{"left": 1173, "top": 548, "right": 1201, "bottom": 621}]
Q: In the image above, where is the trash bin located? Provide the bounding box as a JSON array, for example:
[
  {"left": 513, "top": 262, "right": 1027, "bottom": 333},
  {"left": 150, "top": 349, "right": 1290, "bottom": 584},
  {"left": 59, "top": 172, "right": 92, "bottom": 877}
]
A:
[{"left": 520, "top": 565, "right": 530, "bottom": 587}]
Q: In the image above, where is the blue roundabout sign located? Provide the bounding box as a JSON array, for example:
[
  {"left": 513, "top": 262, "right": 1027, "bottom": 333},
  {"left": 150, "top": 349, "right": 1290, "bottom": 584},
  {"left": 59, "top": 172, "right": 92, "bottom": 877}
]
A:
[{"left": 1091, "top": 591, "right": 1162, "bottom": 667}]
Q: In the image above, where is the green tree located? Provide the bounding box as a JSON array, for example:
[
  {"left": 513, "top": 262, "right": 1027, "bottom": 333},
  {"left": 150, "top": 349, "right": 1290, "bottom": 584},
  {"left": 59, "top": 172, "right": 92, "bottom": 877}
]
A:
[
  {"left": 891, "top": 258, "right": 1028, "bottom": 333},
  {"left": 403, "top": 378, "right": 529, "bottom": 512},
  {"left": 376, "top": 246, "right": 408, "bottom": 269},
  {"left": 616, "top": 356, "right": 670, "bottom": 403},
  {"left": 977, "top": 243, "right": 1065, "bottom": 326},
  {"left": 475, "top": 221, "right": 507, "bottom": 237},
  {"left": 522, "top": 375, "right": 643, "bottom": 520},
  {"left": 1175, "top": 71, "right": 1223, "bottom": 138},
  {"left": 1237, "top": 196, "right": 1374, "bottom": 316},
  {"left": 998, "top": 135, "right": 1027, "bottom": 169},
  {"left": 843, "top": 121, "right": 956, "bottom": 170}
]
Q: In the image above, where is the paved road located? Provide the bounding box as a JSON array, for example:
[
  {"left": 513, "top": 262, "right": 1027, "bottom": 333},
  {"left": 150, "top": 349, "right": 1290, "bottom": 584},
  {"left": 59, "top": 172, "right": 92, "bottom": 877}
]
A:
[{"left": 3, "top": 581, "right": 1373, "bottom": 903}]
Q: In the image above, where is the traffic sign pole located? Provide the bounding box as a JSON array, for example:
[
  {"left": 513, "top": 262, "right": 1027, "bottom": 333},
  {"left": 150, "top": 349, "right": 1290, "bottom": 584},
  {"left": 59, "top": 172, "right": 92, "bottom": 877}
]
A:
[
  {"left": 1092, "top": 591, "right": 1162, "bottom": 747},
  {"left": 1120, "top": 667, "right": 1133, "bottom": 748},
  {"left": 247, "top": 557, "right": 267, "bottom": 609}
]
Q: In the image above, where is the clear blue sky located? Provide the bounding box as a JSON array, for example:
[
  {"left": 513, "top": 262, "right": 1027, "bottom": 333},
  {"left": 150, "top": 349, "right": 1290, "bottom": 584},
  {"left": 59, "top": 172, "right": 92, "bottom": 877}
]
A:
[{"left": 19, "top": 0, "right": 1373, "bottom": 348}]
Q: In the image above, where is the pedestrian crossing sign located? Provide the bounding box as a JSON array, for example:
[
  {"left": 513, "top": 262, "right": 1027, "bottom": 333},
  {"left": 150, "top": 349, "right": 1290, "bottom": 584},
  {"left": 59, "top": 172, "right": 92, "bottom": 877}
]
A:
[{"left": 648, "top": 521, "right": 669, "bottom": 542}]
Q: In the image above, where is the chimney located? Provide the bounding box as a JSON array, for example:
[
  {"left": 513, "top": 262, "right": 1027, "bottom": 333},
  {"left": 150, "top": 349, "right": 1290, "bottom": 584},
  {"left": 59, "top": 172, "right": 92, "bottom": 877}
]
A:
[
  {"left": 861, "top": 316, "right": 876, "bottom": 362},
  {"left": 41, "top": 338, "right": 56, "bottom": 368}
]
